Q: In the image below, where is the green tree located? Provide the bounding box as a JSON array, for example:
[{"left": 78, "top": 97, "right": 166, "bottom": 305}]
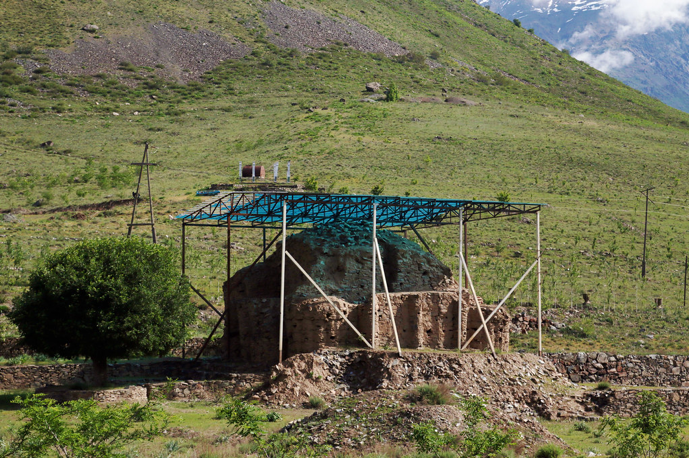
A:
[
  {"left": 512, "top": 18, "right": 522, "bottom": 28},
  {"left": 600, "top": 391, "right": 686, "bottom": 458},
  {"left": 0, "top": 394, "right": 169, "bottom": 458},
  {"left": 10, "top": 237, "right": 195, "bottom": 386}
]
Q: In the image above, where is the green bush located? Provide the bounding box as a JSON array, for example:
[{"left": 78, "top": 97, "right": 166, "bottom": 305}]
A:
[
  {"left": 512, "top": 18, "right": 522, "bottom": 28},
  {"left": 496, "top": 191, "right": 510, "bottom": 202},
  {"left": 371, "top": 183, "right": 385, "bottom": 195},
  {"left": 415, "top": 384, "right": 452, "bottom": 405},
  {"left": 385, "top": 83, "right": 400, "bottom": 102},
  {"left": 0, "top": 305, "right": 10, "bottom": 314},
  {"left": 596, "top": 381, "right": 611, "bottom": 390},
  {"left": 216, "top": 397, "right": 265, "bottom": 437},
  {"left": 411, "top": 421, "right": 451, "bottom": 454},
  {"left": 535, "top": 444, "right": 562, "bottom": 458},
  {"left": 304, "top": 176, "right": 318, "bottom": 191},
  {"left": 573, "top": 421, "right": 592, "bottom": 433},
  {"left": 601, "top": 391, "right": 686, "bottom": 458},
  {"left": 308, "top": 396, "right": 326, "bottom": 410}
]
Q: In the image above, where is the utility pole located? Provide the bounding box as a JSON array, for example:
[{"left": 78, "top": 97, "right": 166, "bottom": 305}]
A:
[
  {"left": 640, "top": 187, "right": 654, "bottom": 278},
  {"left": 127, "top": 143, "right": 157, "bottom": 243}
]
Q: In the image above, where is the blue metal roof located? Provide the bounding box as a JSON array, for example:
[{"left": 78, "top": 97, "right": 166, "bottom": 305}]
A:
[{"left": 178, "top": 192, "right": 545, "bottom": 228}]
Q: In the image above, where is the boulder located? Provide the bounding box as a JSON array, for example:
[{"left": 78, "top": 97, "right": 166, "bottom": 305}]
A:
[
  {"left": 365, "top": 82, "right": 382, "bottom": 92},
  {"left": 82, "top": 24, "right": 99, "bottom": 32}
]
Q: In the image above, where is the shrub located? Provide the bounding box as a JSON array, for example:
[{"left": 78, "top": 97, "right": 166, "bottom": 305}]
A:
[
  {"left": 33, "top": 67, "right": 50, "bottom": 74},
  {"left": 337, "top": 186, "right": 349, "bottom": 194},
  {"left": 371, "top": 183, "right": 385, "bottom": 195},
  {"left": 415, "top": 384, "right": 452, "bottom": 405},
  {"left": 535, "top": 444, "right": 562, "bottom": 458},
  {"left": 216, "top": 397, "right": 265, "bottom": 437},
  {"left": 265, "top": 411, "right": 282, "bottom": 422},
  {"left": 496, "top": 191, "right": 510, "bottom": 202},
  {"left": 118, "top": 61, "right": 137, "bottom": 72},
  {"left": 0, "top": 305, "right": 10, "bottom": 314},
  {"left": 573, "top": 421, "right": 592, "bottom": 433},
  {"left": 601, "top": 391, "right": 686, "bottom": 458},
  {"left": 304, "top": 176, "right": 318, "bottom": 191},
  {"left": 430, "top": 50, "right": 441, "bottom": 60},
  {"left": 1, "top": 395, "right": 168, "bottom": 457},
  {"left": 385, "top": 83, "right": 400, "bottom": 102},
  {"left": 15, "top": 45, "right": 34, "bottom": 55},
  {"left": 512, "top": 18, "right": 522, "bottom": 28},
  {"left": 596, "top": 381, "right": 611, "bottom": 390},
  {"left": 308, "top": 396, "right": 326, "bottom": 410},
  {"left": 411, "top": 421, "right": 451, "bottom": 454}
]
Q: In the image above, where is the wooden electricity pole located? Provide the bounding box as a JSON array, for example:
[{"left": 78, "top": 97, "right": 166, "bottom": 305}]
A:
[
  {"left": 641, "top": 187, "right": 654, "bottom": 278},
  {"left": 127, "top": 143, "right": 157, "bottom": 243}
]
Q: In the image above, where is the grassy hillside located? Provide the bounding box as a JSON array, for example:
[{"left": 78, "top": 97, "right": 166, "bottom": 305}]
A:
[{"left": 1, "top": 0, "right": 689, "bottom": 354}]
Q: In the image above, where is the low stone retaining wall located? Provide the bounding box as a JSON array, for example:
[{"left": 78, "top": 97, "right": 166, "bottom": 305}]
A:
[
  {"left": 34, "top": 378, "right": 263, "bottom": 405},
  {"left": 0, "top": 359, "right": 267, "bottom": 390},
  {"left": 586, "top": 388, "right": 689, "bottom": 417},
  {"left": 548, "top": 352, "right": 689, "bottom": 387}
]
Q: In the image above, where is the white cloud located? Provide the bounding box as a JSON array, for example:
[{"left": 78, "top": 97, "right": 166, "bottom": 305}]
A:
[
  {"left": 572, "top": 48, "right": 635, "bottom": 72},
  {"left": 605, "top": 0, "right": 689, "bottom": 38}
]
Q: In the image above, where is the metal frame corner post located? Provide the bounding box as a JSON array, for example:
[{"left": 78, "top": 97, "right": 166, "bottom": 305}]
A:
[
  {"left": 181, "top": 222, "right": 186, "bottom": 275},
  {"left": 537, "top": 210, "right": 542, "bottom": 356},
  {"left": 372, "top": 203, "right": 377, "bottom": 349},
  {"left": 279, "top": 200, "right": 287, "bottom": 363},
  {"left": 458, "top": 208, "right": 463, "bottom": 349}
]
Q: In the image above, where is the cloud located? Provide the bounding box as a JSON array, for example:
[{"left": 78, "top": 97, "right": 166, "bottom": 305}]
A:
[
  {"left": 572, "top": 48, "right": 635, "bottom": 72},
  {"left": 605, "top": 0, "right": 689, "bottom": 38}
]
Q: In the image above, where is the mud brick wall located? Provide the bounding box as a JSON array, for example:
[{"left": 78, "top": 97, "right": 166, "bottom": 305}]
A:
[
  {"left": 225, "top": 289, "right": 510, "bottom": 364},
  {"left": 548, "top": 352, "right": 689, "bottom": 387}
]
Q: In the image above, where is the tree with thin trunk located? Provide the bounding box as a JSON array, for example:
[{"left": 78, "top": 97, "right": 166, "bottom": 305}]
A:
[{"left": 10, "top": 237, "right": 195, "bottom": 386}]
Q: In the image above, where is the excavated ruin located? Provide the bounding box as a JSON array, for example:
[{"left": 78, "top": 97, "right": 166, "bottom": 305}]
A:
[{"left": 223, "top": 223, "right": 509, "bottom": 364}]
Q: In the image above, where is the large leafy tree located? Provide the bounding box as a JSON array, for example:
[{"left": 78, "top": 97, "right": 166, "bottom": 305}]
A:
[{"left": 10, "top": 237, "right": 194, "bottom": 386}]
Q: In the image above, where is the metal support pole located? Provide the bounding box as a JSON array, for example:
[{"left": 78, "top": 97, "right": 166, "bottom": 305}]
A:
[
  {"left": 263, "top": 228, "right": 267, "bottom": 262},
  {"left": 537, "top": 211, "right": 542, "bottom": 356},
  {"left": 641, "top": 187, "right": 654, "bottom": 278},
  {"left": 375, "top": 239, "right": 402, "bottom": 356},
  {"left": 411, "top": 225, "right": 435, "bottom": 257},
  {"left": 181, "top": 222, "right": 186, "bottom": 276},
  {"left": 458, "top": 208, "right": 463, "bottom": 349},
  {"left": 279, "top": 200, "right": 287, "bottom": 363},
  {"left": 372, "top": 203, "right": 377, "bottom": 349}
]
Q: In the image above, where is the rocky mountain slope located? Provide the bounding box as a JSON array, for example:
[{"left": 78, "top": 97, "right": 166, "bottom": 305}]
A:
[{"left": 479, "top": 0, "right": 689, "bottom": 112}]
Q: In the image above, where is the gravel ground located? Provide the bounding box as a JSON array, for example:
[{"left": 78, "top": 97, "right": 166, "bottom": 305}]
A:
[
  {"left": 47, "top": 23, "right": 250, "bottom": 82},
  {"left": 263, "top": 1, "right": 406, "bottom": 56}
]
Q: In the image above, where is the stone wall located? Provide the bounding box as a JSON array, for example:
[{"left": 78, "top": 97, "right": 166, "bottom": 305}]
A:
[
  {"left": 225, "top": 289, "right": 509, "bottom": 364},
  {"left": 585, "top": 388, "right": 689, "bottom": 417},
  {"left": 0, "top": 359, "right": 266, "bottom": 390},
  {"left": 548, "top": 352, "right": 689, "bottom": 387}
]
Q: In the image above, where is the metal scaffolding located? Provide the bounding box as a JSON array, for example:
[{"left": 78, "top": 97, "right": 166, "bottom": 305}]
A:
[{"left": 177, "top": 192, "right": 546, "bottom": 361}]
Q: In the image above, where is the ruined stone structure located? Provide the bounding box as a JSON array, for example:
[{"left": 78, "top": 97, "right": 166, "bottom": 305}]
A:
[{"left": 224, "top": 223, "right": 509, "bottom": 364}]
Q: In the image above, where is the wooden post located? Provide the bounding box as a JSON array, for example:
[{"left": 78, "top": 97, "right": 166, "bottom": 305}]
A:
[
  {"left": 285, "top": 251, "right": 372, "bottom": 348},
  {"left": 463, "top": 221, "right": 469, "bottom": 287},
  {"left": 145, "top": 146, "right": 157, "bottom": 243},
  {"left": 537, "top": 210, "right": 542, "bottom": 356},
  {"left": 458, "top": 208, "right": 463, "bottom": 349},
  {"left": 684, "top": 256, "right": 689, "bottom": 308},
  {"left": 372, "top": 203, "right": 377, "bottom": 349},
  {"left": 460, "top": 255, "right": 496, "bottom": 357},
  {"left": 279, "top": 200, "right": 287, "bottom": 363},
  {"left": 375, "top": 239, "right": 402, "bottom": 356}
]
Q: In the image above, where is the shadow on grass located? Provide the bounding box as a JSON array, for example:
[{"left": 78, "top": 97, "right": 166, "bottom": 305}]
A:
[{"left": 0, "top": 390, "right": 33, "bottom": 411}]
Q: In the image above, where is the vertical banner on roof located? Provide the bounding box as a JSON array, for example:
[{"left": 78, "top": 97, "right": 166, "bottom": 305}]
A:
[
  {"left": 239, "top": 161, "right": 242, "bottom": 181},
  {"left": 273, "top": 162, "right": 279, "bottom": 182},
  {"left": 252, "top": 162, "right": 256, "bottom": 182},
  {"left": 287, "top": 161, "right": 291, "bottom": 183}
]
